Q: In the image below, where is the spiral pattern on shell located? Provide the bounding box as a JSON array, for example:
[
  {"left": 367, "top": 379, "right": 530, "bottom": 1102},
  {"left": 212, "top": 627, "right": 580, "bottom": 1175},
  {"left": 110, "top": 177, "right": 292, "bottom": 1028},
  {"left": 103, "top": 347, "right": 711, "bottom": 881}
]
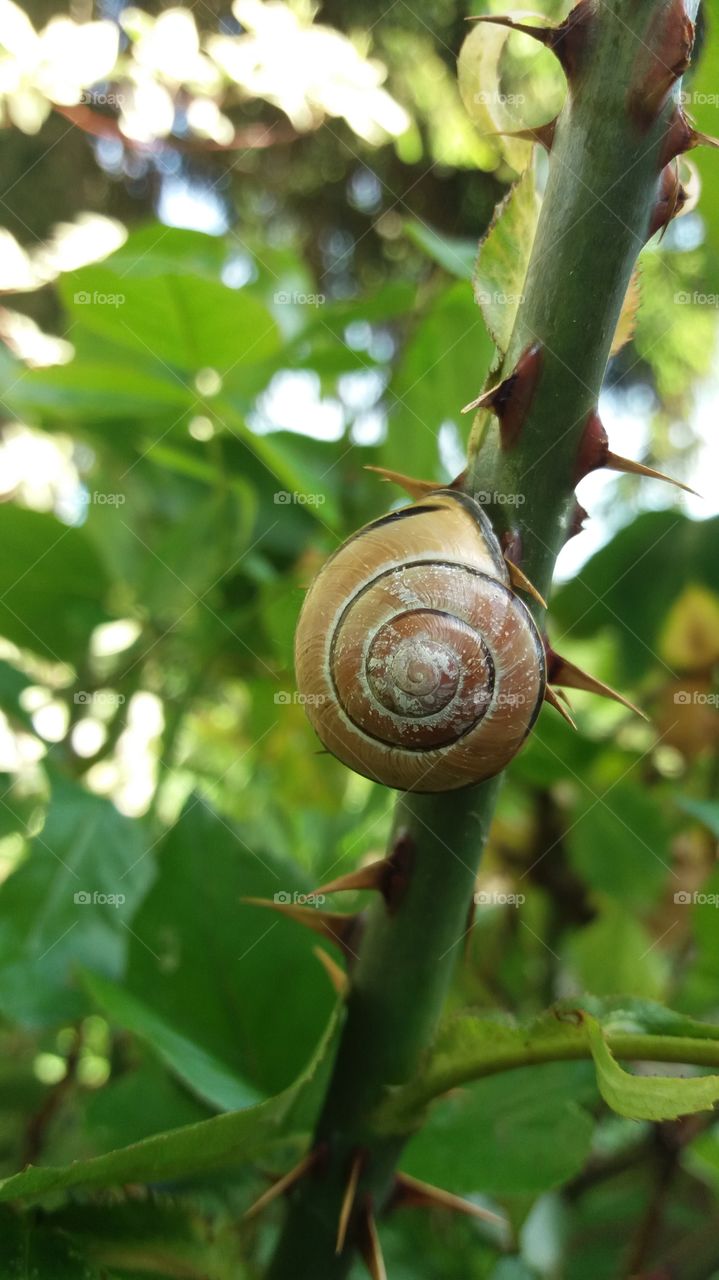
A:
[{"left": 294, "top": 491, "right": 546, "bottom": 792}]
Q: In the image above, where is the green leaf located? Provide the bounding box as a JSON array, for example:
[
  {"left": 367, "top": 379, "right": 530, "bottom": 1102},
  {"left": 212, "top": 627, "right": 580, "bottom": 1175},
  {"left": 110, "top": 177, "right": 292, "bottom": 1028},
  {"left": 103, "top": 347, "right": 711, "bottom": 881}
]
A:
[
  {"left": 89, "top": 226, "right": 229, "bottom": 281},
  {"left": 382, "top": 281, "right": 494, "bottom": 479},
  {"left": 404, "top": 220, "right": 478, "bottom": 280},
  {"left": 551, "top": 513, "right": 719, "bottom": 681},
  {"left": 563, "top": 898, "right": 669, "bottom": 1000},
  {"left": 586, "top": 1015, "right": 719, "bottom": 1121},
  {"left": 124, "top": 797, "right": 336, "bottom": 1095},
  {"left": 402, "top": 1060, "right": 596, "bottom": 1196},
  {"left": 585, "top": 995, "right": 719, "bottom": 1041},
  {"left": 84, "top": 1058, "right": 211, "bottom": 1152},
  {"left": 0, "top": 1207, "right": 107, "bottom": 1279},
  {"left": 31, "top": 1198, "right": 249, "bottom": 1280},
  {"left": 61, "top": 265, "right": 280, "bottom": 376},
  {"left": 6, "top": 356, "right": 191, "bottom": 423},
  {"left": 376, "top": 1000, "right": 719, "bottom": 1133},
  {"left": 0, "top": 505, "right": 109, "bottom": 663},
  {"left": 565, "top": 781, "right": 669, "bottom": 907},
  {"left": 81, "top": 970, "right": 263, "bottom": 1114},
  {"left": 0, "top": 1005, "right": 339, "bottom": 1205},
  {"left": 474, "top": 169, "right": 539, "bottom": 356},
  {"left": 457, "top": 22, "right": 533, "bottom": 174},
  {"left": 0, "top": 776, "right": 152, "bottom": 1026}
]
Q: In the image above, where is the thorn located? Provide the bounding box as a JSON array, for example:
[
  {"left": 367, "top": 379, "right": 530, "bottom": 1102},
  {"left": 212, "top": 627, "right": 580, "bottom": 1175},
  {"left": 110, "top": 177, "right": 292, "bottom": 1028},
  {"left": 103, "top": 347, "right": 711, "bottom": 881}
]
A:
[
  {"left": 243, "top": 1149, "right": 318, "bottom": 1220},
  {"left": 384, "top": 829, "right": 416, "bottom": 912},
  {"left": 605, "top": 451, "right": 699, "bottom": 496},
  {"left": 566, "top": 501, "right": 588, "bottom": 542},
  {"left": 659, "top": 106, "right": 719, "bottom": 166},
  {"left": 449, "top": 468, "right": 468, "bottom": 490},
  {"left": 543, "top": 685, "right": 578, "bottom": 729},
  {"left": 691, "top": 129, "right": 719, "bottom": 151},
  {"left": 312, "top": 946, "right": 348, "bottom": 995},
  {"left": 392, "top": 1172, "right": 507, "bottom": 1227},
  {"left": 546, "top": 650, "right": 648, "bottom": 720},
  {"left": 628, "top": 0, "right": 694, "bottom": 128},
  {"left": 364, "top": 465, "right": 443, "bottom": 500},
  {"left": 315, "top": 860, "right": 390, "bottom": 898},
  {"left": 359, "top": 1207, "right": 387, "bottom": 1280},
  {"left": 487, "top": 118, "right": 557, "bottom": 151},
  {"left": 504, "top": 555, "right": 548, "bottom": 609},
  {"left": 316, "top": 832, "right": 416, "bottom": 914},
  {"left": 336, "top": 1151, "right": 364, "bottom": 1254},
  {"left": 648, "top": 161, "right": 688, "bottom": 240},
  {"left": 463, "top": 343, "right": 542, "bottom": 451},
  {"left": 241, "top": 898, "right": 360, "bottom": 957},
  {"left": 500, "top": 527, "right": 522, "bottom": 564},
  {"left": 574, "top": 411, "right": 697, "bottom": 494},
  {"left": 467, "top": 1, "right": 592, "bottom": 81},
  {"left": 573, "top": 411, "right": 608, "bottom": 483}
]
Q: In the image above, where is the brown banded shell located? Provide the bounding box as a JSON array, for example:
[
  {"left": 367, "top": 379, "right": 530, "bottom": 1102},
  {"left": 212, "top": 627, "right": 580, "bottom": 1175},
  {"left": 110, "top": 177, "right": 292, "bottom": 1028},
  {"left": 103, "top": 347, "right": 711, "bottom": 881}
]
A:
[{"left": 294, "top": 491, "right": 546, "bottom": 792}]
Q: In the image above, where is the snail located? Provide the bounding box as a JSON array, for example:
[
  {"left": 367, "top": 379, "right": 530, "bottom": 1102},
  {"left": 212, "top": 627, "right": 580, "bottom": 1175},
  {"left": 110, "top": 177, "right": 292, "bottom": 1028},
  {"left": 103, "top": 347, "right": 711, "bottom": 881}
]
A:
[{"left": 294, "top": 490, "right": 548, "bottom": 792}]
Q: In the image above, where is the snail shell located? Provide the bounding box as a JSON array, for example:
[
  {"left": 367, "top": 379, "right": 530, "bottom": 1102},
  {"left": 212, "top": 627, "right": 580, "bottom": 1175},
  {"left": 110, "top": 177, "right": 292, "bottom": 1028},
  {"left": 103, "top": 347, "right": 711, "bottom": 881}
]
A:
[{"left": 294, "top": 491, "right": 546, "bottom": 792}]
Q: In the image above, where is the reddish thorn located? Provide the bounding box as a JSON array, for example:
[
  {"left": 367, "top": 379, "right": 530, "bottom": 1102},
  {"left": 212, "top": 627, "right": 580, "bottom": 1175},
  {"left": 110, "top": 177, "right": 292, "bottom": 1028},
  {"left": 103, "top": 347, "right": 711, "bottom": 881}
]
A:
[
  {"left": 359, "top": 1202, "right": 387, "bottom": 1280},
  {"left": 660, "top": 106, "right": 695, "bottom": 167},
  {"left": 384, "top": 830, "right": 416, "bottom": 912},
  {"left": 390, "top": 1172, "right": 507, "bottom": 1226},
  {"left": 467, "top": 343, "right": 542, "bottom": 451},
  {"left": 566, "top": 501, "right": 589, "bottom": 542},
  {"left": 573, "top": 410, "right": 695, "bottom": 493},
  {"left": 628, "top": 0, "right": 695, "bottom": 129},
  {"left": 489, "top": 118, "right": 557, "bottom": 151},
  {"left": 544, "top": 685, "right": 578, "bottom": 729},
  {"left": 468, "top": 1, "right": 593, "bottom": 83},
  {"left": 243, "top": 1147, "right": 322, "bottom": 1219},
  {"left": 241, "top": 897, "right": 361, "bottom": 959},
  {"left": 504, "top": 556, "right": 548, "bottom": 609},
  {"left": 500, "top": 528, "right": 523, "bottom": 564},
  {"left": 364, "top": 465, "right": 442, "bottom": 500},
  {"left": 312, "top": 946, "right": 348, "bottom": 996},
  {"left": 546, "top": 647, "right": 647, "bottom": 719},
  {"left": 337, "top": 1150, "right": 365, "bottom": 1254},
  {"left": 573, "top": 411, "right": 609, "bottom": 484},
  {"left": 648, "top": 162, "right": 687, "bottom": 240}
]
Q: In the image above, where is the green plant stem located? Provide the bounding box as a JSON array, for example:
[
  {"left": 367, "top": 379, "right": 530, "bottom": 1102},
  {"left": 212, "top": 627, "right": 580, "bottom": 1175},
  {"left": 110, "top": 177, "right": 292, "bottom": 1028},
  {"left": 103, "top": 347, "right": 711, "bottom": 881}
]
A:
[
  {"left": 267, "top": 782, "right": 499, "bottom": 1278},
  {"left": 378, "top": 1032, "right": 719, "bottom": 1128},
  {"left": 268, "top": 1, "right": 698, "bottom": 1274},
  {"left": 467, "top": 0, "right": 698, "bottom": 594}
]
